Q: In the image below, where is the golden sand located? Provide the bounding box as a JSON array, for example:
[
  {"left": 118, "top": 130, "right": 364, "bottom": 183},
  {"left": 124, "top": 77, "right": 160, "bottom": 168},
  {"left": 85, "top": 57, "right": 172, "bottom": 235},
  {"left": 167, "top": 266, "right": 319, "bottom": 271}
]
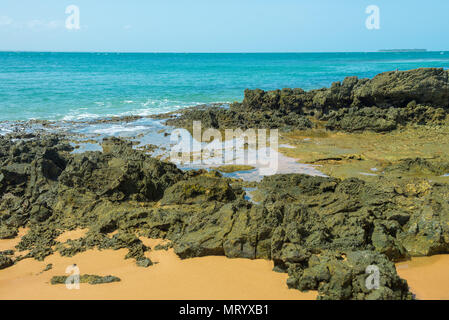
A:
[
  {"left": 0, "top": 232, "right": 316, "bottom": 300},
  {"left": 3, "top": 230, "right": 449, "bottom": 300},
  {"left": 396, "top": 255, "right": 449, "bottom": 300},
  {"left": 0, "top": 228, "right": 28, "bottom": 258},
  {"left": 55, "top": 228, "right": 89, "bottom": 243}
]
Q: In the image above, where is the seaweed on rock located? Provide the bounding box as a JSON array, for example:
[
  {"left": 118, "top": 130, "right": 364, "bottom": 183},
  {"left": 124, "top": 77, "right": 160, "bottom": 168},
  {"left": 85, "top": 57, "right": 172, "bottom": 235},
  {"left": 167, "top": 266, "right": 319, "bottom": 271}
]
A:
[
  {"left": 1, "top": 133, "right": 448, "bottom": 299},
  {"left": 162, "top": 68, "right": 449, "bottom": 133}
]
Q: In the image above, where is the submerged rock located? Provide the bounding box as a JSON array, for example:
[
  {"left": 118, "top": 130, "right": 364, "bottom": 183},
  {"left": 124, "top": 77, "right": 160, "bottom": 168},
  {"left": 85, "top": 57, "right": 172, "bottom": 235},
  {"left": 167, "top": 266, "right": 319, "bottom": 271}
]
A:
[
  {"left": 384, "top": 158, "right": 449, "bottom": 177},
  {"left": 214, "top": 165, "right": 256, "bottom": 173}
]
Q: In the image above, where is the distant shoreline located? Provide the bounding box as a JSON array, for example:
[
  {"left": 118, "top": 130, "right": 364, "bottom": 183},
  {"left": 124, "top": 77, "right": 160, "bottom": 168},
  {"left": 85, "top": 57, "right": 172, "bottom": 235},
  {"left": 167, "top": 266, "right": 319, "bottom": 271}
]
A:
[
  {"left": 378, "top": 49, "right": 427, "bottom": 53},
  {"left": 0, "top": 50, "right": 446, "bottom": 54}
]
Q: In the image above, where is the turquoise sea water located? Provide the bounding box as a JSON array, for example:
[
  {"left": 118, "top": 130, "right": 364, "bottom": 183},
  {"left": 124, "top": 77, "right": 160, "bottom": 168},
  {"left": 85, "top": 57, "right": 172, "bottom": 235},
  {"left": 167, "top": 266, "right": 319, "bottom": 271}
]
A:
[{"left": 1, "top": 51, "right": 449, "bottom": 121}]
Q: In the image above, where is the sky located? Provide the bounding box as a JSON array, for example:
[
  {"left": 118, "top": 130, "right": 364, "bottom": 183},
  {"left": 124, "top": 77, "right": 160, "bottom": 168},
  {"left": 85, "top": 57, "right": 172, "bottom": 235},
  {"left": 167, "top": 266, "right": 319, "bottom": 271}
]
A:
[{"left": 0, "top": 0, "right": 448, "bottom": 52}]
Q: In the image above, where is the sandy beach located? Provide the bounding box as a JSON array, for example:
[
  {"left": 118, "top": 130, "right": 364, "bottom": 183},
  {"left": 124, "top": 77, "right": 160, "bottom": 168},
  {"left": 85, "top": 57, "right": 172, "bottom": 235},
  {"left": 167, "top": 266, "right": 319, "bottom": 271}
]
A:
[
  {"left": 0, "top": 230, "right": 316, "bottom": 300},
  {"left": 1, "top": 67, "right": 448, "bottom": 300},
  {"left": 1, "top": 229, "right": 448, "bottom": 300},
  {"left": 396, "top": 255, "right": 449, "bottom": 300}
]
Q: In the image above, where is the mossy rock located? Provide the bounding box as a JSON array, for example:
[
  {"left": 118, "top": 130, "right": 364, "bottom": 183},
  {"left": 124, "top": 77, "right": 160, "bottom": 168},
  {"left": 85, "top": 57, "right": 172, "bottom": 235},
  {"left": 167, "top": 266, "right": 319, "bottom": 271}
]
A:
[
  {"left": 214, "top": 165, "right": 256, "bottom": 173},
  {"left": 50, "top": 274, "right": 121, "bottom": 285},
  {"left": 0, "top": 254, "right": 14, "bottom": 270},
  {"left": 0, "top": 226, "right": 18, "bottom": 239},
  {"left": 161, "top": 176, "right": 237, "bottom": 205}
]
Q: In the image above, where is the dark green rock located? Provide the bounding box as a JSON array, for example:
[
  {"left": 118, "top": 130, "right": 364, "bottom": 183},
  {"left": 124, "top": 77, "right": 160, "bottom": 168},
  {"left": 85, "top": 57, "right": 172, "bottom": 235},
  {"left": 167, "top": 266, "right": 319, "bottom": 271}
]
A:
[
  {"left": 136, "top": 258, "right": 153, "bottom": 268},
  {"left": 0, "top": 254, "right": 14, "bottom": 270},
  {"left": 161, "top": 68, "right": 449, "bottom": 133},
  {"left": 0, "top": 225, "right": 18, "bottom": 239},
  {"left": 3, "top": 128, "right": 449, "bottom": 299},
  {"left": 161, "top": 176, "right": 237, "bottom": 205},
  {"left": 50, "top": 274, "right": 121, "bottom": 285}
]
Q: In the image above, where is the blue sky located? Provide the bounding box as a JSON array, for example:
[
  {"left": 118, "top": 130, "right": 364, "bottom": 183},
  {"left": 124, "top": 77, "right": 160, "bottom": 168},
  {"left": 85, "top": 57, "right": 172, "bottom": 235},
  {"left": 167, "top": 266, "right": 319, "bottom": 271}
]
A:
[{"left": 0, "top": 0, "right": 448, "bottom": 52}]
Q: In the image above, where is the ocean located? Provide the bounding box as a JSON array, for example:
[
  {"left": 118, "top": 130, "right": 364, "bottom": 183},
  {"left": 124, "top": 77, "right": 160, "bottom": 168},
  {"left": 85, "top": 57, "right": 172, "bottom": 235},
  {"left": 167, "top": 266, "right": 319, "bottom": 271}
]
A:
[{"left": 1, "top": 51, "right": 449, "bottom": 122}]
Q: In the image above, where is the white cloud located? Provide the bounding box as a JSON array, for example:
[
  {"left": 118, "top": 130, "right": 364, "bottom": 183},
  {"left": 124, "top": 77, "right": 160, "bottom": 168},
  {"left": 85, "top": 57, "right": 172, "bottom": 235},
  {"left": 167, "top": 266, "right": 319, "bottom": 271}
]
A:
[
  {"left": 0, "top": 16, "right": 13, "bottom": 26},
  {"left": 27, "top": 19, "right": 44, "bottom": 29},
  {"left": 27, "top": 19, "right": 64, "bottom": 29},
  {"left": 0, "top": 16, "right": 64, "bottom": 30},
  {"left": 47, "top": 20, "right": 62, "bottom": 29}
]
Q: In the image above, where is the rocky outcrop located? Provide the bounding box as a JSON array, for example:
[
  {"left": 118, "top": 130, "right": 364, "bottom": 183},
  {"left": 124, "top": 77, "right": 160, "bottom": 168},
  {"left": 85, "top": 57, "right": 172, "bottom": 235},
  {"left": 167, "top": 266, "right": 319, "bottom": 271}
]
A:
[
  {"left": 237, "top": 68, "right": 449, "bottom": 113},
  {"left": 165, "top": 104, "right": 313, "bottom": 131},
  {"left": 0, "top": 225, "right": 18, "bottom": 239},
  {"left": 287, "top": 250, "right": 411, "bottom": 300},
  {"left": 323, "top": 103, "right": 448, "bottom": 132},
  {"left": 162, "top": 68, "right": 449, "bottom": 133},
  {"left": 167, "top": 173, "right": 449, "bottom": 262},
  {"left": 160, "top": 175, "right": 238, "bottom": 205},
  {"left": 352, "top": 68, "right": 449, "bottom": 109},
  {"left": 59, "top": 137, "right": 184, "bottom": 202},
  {"left": 1, "top": 134, "right": 449, "bottom": 299}
]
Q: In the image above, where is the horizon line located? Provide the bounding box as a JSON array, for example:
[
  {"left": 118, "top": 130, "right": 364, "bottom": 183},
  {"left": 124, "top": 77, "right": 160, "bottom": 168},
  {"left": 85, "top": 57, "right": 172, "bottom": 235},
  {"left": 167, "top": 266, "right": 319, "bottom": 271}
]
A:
[{"left": 1, "top": 50, "right": 448, "bottom": 54}]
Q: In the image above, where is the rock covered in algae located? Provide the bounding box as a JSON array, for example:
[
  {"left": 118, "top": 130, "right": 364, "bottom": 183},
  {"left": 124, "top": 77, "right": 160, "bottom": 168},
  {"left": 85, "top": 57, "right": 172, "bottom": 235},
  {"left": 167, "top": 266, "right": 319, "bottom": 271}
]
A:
[
  {"left": 59, "top": 137, "right": 184, "bottom": 202},
  {"left": 0, "top": 225, "right": 18, "bottom": 239},
  {"left": 0, "top": 253, "right": 14, "bottom": 270},
  {"left": 323, "top": 104, "right": 448, "bottom": 132},
  {"left": 384, "top": 157, "right": 449, "bottom": 177},
  {"left": 136, "top": 257, "right": 153, "bottom": 268},
  {"left": 161, "top": 68, "right": 449, "bottom": 133},
  {"left": 238, "top": 68, "right": 449, "bottom": 112},
  {"left": 0, "top": 135, "right": 184, "bottom": 262},
  {"left": 1, "top": 133, "right": 449, "bottom": 299},
  {"left": 286, "top": 250, "right": 412, "bottom": 300},
  {"left": 160, "top": 175, "right": 238, "bottom": 205},
  {"left": 351, "top": 68, "right": 449, "bottom": 108},
  {"left": 50, "top": 274, "right": 121, "bottom": 285},
  {"left": 213, "top": 165, "right": 256, "bottom": 173}
]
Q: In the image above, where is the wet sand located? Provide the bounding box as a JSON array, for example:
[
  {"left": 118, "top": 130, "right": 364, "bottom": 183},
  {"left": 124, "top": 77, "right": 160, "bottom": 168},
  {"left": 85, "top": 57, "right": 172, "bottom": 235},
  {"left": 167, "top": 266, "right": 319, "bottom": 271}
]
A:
[
  {"left": 396, "top": 255, "right": 449, "bottom": 300},
  {"left": 0, "top": 232, "right": 316, "bottom": 300}
]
